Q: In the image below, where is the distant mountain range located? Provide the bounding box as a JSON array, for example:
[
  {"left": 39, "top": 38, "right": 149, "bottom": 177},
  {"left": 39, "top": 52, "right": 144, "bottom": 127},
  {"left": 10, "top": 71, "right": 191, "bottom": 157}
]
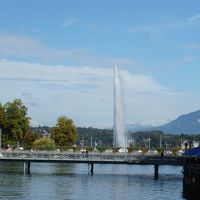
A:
[{"left": 127, "top": 110, "right": 200, "bottom": 134}]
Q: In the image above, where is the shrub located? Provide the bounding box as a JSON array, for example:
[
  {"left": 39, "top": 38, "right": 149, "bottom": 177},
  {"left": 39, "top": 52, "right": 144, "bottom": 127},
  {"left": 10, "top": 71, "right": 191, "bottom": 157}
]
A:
[
  {"left": 127, "top": 147, "right": 135, "bottom": 153},
  {"left": 141, "top": 147, "right": 149, "bottom": 153},
  {"left": 32, "top": 137, "right": 56, "bottom": 151},
  {"left": 97, "top": 145, "right": 106, "bottom": 153},
  {"left": 171, "top": 147, "right": 179, "bottom": 155},
  {"left": 112, "top": 147, "right": 120, "bottom": 153},
  {"left": 86, "top": 146, "right": 94, "bottom": 152},
  {"left": 156, "top": 147, "right": 165, "bottom": 154}
]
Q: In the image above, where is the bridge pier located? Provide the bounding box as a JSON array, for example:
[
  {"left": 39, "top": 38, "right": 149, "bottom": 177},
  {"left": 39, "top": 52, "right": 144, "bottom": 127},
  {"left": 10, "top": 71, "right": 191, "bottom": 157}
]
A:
[
  {"left": 24, "top": 162, "right": 30, "bottom": 174},
  {"left": 154, "top": 164, "right": 159, "bottom": 178},
  {"left": 88, "top": 163, "right": 94, "bottom": 175}
]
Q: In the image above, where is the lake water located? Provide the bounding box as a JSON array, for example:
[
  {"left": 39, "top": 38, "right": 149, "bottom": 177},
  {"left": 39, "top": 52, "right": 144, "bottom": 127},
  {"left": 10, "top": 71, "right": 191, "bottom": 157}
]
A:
[{"left": 0, "top": 162, "right": 185, "bottom": 200}]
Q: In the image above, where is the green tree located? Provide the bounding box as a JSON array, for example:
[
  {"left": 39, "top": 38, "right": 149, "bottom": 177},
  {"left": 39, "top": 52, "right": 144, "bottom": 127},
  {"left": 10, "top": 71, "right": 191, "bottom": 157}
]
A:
[
  {"left": 32, "top": 137, "right": 55, "bottom": 151},
  {"left": 51, "top": 116, "right": 78, "bottom": 148},
  {"left": 0, "top": 103, "right": 5, "bottom": 129},
  {"left": 97, "top": 145, "right": 106, "bottom": 153},
  {"left": 23, "top": 131, "right": 42, "bottom": 150},
  {"left": 3, "top": 99, "right": 31, "bottom": 146}
]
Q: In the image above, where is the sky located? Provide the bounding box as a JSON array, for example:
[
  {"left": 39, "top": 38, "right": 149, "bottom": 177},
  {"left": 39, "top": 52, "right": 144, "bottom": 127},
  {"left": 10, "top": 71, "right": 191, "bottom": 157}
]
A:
[{"left": 1, "top": 0, "right": 200, "bottom": 128}]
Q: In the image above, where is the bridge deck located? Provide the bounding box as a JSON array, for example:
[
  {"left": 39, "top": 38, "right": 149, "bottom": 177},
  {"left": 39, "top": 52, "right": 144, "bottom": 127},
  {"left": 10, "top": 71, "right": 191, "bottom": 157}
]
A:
[{"left": 0, "top": 151, "right": 186, "bottom": 166}]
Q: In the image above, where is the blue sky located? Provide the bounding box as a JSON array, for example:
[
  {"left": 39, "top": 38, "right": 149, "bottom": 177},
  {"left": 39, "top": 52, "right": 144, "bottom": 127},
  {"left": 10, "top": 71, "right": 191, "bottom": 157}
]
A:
[{"left": 1, "top": 0, "right": 200, "bottom": 128}]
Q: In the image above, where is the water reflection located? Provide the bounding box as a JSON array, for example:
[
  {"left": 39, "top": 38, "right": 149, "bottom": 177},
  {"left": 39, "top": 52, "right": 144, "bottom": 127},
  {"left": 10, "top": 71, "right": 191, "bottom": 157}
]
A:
[{"left": 0, "top": 162, "right": 184, "bottom": 200}]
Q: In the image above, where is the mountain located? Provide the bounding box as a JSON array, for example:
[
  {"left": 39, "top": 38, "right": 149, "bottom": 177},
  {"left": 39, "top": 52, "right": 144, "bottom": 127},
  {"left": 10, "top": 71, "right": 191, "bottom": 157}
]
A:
[
  {"left": 128, "top": 110, "right": 200, "bottom": 134},
  {"left": 126, "top": 123, "right": 153, "bottom": 132},
  {"left": 154, "top": 110, "right": 200, "bottom": 134}
]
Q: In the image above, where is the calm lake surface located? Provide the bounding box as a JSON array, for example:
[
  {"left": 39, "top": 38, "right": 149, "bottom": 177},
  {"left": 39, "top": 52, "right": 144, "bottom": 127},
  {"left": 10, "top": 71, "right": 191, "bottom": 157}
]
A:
[{"left": 0, "top": 162, "right": 185, "bottom": 200}]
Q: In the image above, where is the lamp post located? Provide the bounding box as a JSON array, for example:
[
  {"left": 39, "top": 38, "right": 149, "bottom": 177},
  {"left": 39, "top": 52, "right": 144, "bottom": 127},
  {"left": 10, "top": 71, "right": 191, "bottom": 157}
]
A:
[
  {"left": 160, "top": 134, "right": 162, "bottom": 148},
  {"left": 148, "top": 138, "right": 151, "bottom": 149},
  {"left": 90, "top": 131, "right": 93, "bottom": 147},
  {"left": 128, "top": 139, "right": 134, "bottom": 147},
  {"left": 143, "top": 138, "right": 151, "bottom": 150},
  {"left": 89, "top": 127, "right": 93, "bottom": 147}
]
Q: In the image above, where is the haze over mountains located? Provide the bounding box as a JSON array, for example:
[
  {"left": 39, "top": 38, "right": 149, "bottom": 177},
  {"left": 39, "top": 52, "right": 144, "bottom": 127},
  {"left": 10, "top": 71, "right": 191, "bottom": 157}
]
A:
[{"left": 127, "top": 110, "right": 200, "bottom": 135}]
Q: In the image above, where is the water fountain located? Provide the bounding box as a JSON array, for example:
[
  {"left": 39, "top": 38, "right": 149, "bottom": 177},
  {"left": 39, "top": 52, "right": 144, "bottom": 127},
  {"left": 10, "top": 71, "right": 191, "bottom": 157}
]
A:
[{"left": 113, "top": 65, "right": 126, "bottom": 148}]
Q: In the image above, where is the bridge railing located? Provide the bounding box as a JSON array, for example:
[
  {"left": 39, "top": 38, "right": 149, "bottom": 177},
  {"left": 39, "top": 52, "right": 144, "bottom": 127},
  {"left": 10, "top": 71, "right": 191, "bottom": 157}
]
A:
[
  {"left": 0, "top": 150, "right": 183, "bottom": 164},
  {"left": 0, "top": 150, "right": 132, "bottom": 161}
]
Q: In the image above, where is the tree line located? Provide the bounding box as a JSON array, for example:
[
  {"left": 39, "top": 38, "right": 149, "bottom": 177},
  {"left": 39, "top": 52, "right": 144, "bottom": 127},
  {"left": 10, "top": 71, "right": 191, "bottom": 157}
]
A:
[
  {"left": 0, "top": 99, "right": 78, "bottom": 150},
  {"left": 0, "top": 99, "right": 199, "bottom": 151}
]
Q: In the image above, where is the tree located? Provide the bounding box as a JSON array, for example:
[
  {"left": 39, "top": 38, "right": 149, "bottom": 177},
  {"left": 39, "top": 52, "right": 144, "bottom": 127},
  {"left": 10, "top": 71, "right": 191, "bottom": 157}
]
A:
[
  {"left": 23, "top": 131, "right": 42, "bottom": 150},
  {"left": 0, "top": 103, "right": 5, "bottom": 129},
  {"left": 51, "top": 116, "right": 78, "bottom": 148},
  {"left": 32, "top": 137, "right": 55, "bottom": 151},
  {"left": 3, "top": 99, "right": 31, "bottom": 146}
]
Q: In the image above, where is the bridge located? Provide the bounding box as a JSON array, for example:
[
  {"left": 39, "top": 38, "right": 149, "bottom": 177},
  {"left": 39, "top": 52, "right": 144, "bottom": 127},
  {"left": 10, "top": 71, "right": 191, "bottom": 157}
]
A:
[{"left": 0, "top": 150, "right": 186, "bottom": 176}]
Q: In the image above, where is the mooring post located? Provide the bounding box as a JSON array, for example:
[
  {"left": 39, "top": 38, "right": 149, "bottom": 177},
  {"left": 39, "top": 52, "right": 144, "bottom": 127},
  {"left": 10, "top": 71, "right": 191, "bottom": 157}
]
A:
[
  {"left": 154, "top": 164, "right": 159, "bottom": 178},
  {"left": 24, "top": 162, "right": 31, "bottom": 174},
  {"left": 88, "top": 163, "right": 94, "bottom": 175}
]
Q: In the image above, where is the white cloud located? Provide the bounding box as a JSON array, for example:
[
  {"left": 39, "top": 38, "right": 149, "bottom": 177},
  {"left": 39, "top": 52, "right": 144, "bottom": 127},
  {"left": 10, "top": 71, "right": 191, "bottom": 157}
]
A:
[
  {"left": 187, "top": 14, "right": 200, "bottom": 22},
  {"left": 128, "top": 25, "right": 159, "bottom": 35},
  {"left": 128, "top": 19, "right": 199, "bottom": 36},
  {"left": 0, "top": 33, "right": 136, "bottom": 67},
  {"left": 183, "top": 43, "right": 200, "bottom": 50},
  {"left": 0, "top": 33, "right": 43, "bottom": 55},
  {"left": 181, "top": 56, "right": 196, "bottom": 62},
  {"left": 121, "top": 70, "right": 167, "bottom": 93},
  {"left": 61, "top": 18, "right": 79, "bottom": 27},
  {"left": 0, "top": 59, "right": 198, "bottom": 128},
  {"left": 0, "top": 59, "right": 113, "bottom": 127}
]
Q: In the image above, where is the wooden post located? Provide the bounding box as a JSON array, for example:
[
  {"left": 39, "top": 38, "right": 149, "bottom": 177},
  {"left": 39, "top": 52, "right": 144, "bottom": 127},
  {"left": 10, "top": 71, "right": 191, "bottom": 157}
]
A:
[
  {"left": 91, "top": 163, "right": 94, "bottom": 174},
  {"left": 24, "top": 162, "right": 31, "bottom": 174},
  {"left": 154, "top": 164, "right": 159, "bottom": 178},
  {"left": 88, "top": 163, "right": 94, "bottom": 175}
]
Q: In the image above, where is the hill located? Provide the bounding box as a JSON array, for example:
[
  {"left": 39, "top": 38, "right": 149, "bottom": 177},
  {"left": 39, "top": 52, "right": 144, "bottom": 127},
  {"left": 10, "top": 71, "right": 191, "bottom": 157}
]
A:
[
  {"left": 154, "top": 110, "right": 200, "bottom": 134},
  {"left": 127, "top": 110, "right": 200, "bottom": 134}
]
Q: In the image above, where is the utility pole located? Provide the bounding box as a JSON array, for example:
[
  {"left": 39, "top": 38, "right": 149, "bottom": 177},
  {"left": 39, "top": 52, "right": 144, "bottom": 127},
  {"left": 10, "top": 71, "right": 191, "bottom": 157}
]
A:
[
  {"left": 148, "top": 138, "right": 151, "bottom": 149},
  {"left": 160, "top": 134, "right": 162, "bottom": 148},
  {"left": 90, "top": 131, "right": 93, "bottom": 147},
  {"left": 181, "top": 137, "right": 183, "bottom": 150}
]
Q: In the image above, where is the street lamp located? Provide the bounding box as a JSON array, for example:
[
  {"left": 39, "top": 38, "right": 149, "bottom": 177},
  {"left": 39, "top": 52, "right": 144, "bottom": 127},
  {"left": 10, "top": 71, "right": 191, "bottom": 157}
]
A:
[
  {"left": 143, "top": 138, "right": 151, "bottom": 149},
  {"left": 89, "top": 127, "right": 93, "bottom": 147},
  {"left": 160, "top": 134, "right": 162, "bottom": 148},
  {"left": 90, "top": 131, "right": 93, "bottom": 147},
  {"left": 128, "top": 139, "right": 134, "bottom": 147},
  {"left": 148, "top": 138, "right": 151, "bottom": 149}
]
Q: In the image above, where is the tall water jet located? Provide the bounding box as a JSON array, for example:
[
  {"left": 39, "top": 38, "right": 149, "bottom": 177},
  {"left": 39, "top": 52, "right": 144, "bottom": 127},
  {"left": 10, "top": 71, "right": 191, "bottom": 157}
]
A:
[{"left": 113, "top": 65, "right": 126, "bottom": 148}]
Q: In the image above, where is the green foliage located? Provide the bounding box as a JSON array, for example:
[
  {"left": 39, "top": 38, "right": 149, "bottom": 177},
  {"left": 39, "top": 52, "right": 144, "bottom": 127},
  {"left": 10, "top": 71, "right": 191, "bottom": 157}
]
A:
[
  {"left": 171, "top": 147, "right": 180, "bottom": 155},
  {"left": 0, "top": 103, "right": 5, "bottom": 129},
  {"left": 23, "top": 131, "right": 42, "bottom": 150},
  {"left": 128, "top": 130, "right": 185, "bottom": 149},
  {"left": 77, "top": 127, "right": 113, "bottom": 148},
  {"left": 85, "top": 146, "right": 94, "bottom": 152},
  {"left": 1, "top": 99, "right": 31, "bottom": 146},
  {"left": 32, "top": 137, "right": 55, "bottom": 151},
  {"left": 129, "top": 131, "right": 163, "bottom": 148},
  {"left": 127, "top": 147, "right": 135, "bottom": 153},
  {"left": 51, "top": 116, "right": 78, "bottom": 148},
  {"left": 97, "top": 145, "right": 106, "bottom": 153},
  {"left": 156, "top": 147, "right": 165, "bottom": 154},
  {"left": 141, "top": 147, "right": 149, "bottom": 153}
]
